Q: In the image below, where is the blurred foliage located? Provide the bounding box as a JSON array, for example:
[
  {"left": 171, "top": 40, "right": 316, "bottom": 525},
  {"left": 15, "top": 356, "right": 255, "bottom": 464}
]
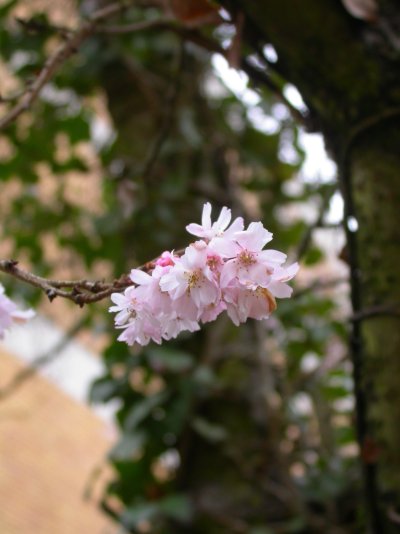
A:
[{"left": 0, "top": 1, "right": 359, "bottom": 532}]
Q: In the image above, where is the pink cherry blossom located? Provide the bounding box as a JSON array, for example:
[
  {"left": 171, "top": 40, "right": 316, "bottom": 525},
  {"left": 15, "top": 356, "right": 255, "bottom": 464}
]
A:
[
  {"left": 218, "top": 222, "right": 286, "bottom": 288},
  {"left": 0, "top": 283, "right": 35, "bottom": 338},
  {"left": 186, "top": 202, "right": 244, "bottom": 243},
  {"left": 161, "top": 315, "right": 200, "bottom": 340},
  {"left": 118, "top": 312, "right": 163, "bottom": 346},
  {"left": 266, "top": 262, "right": 299, "bottom": 298},
  {"left": 223, "top": 281, "right": 277, "bottom": 326},
  {"left": 109, "top": 203, "right": 298, "bottom": 347},
  {"left": 159, "top": 241, "right": 219, "bottom": 309},
  {"left": 130, "top": 267, "right": 172, "bottom": 315},
  {"left": 155, "top": 251, "right": 176, "bottom": 267}
]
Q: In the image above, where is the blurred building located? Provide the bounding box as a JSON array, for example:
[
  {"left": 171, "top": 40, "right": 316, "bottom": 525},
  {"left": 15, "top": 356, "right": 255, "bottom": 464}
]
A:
[{"left": 0, "top": 318, "right": 117, "bottom": 534}]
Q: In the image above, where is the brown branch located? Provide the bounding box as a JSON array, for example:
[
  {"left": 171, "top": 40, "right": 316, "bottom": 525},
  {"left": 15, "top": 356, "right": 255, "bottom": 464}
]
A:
[
  {"left": 0, "top": 259, "right": 135, "bottom": 306},
  {"left": 0, "top": 250, "right": 185, "bottom": 306},
  {"left": 140, "top": 40, "right": 185, "bottom": 180},
  {"left": 97, "top": 17, "right": 176, "bottom": 34},
  {"left": 292, "top": 277, "right": 348, "bottom": 299},
  {"left": 1, "top": 3, "right": 309, "bottom": 131},
  {"left": 350, "top": 304, "right": 400, "bottom": 322},
  {"left": 0, "top": 0, "right": 135, "bottom": 130},
  {"left": 98, "top": 18, "right": 310, "bottom": 127},
  {"left": 295, "top": 183, "right": 337, "bottom": 262},
  {"left": 15, "top": 16, "right": 74, "bottom": 38}
]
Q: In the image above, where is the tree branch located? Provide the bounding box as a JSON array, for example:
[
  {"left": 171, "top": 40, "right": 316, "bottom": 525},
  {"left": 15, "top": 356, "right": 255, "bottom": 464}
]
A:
[
  {"left": 0, "top": 0, "right": 135, "bottom": 131},
  {"left": 350, "top": 304, "right": 400, "bottom": 322},
  {"left": 295, "top": 183, "right": 337, "bottom": 262},
  {"left": 140, "top": 40, "right": 185, "bottom": 181},
  {"left": 292, "top": 276, "right": 348, "bottom": 299},
  {"left": 0, "top": 259, "right": 144, "bottom": 306},
  {"left": 0, "top": 250, "right": 185, "bottom": 306}
]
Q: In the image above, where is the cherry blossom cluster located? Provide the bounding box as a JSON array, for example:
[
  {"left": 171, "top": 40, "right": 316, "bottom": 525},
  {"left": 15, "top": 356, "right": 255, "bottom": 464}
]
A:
[
  {"left": 0, "top": 283, "right": 35, "bottom": 339},
  {"left": 110, "top": 203, "right": 298, "bottom": 346}
]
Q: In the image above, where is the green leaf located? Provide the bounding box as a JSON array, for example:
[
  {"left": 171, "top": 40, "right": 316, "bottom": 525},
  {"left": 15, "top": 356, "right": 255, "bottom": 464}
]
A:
[
  {"left": 89, "top": 377, "right": 121, "bottom": 403},
  {"left": 146, "top": 347, "right": 194, "bottom": 373},
  {"left": 192, "top": 417, "right": 228, "bottom": 443},
  {"left": 121, "top": 501, "right": 158, "bottom": 528},
  {"left": 158, "top": 494, "right": 193, "bottom": 522},
  {"left": 109, "top": 432, "right": 146, "bottom": 461},
  {"left": 303, "top": 246, "right": 324, "bottom": 266},
  {"left": 124, "top": 391, "right": 169, "bottom": 431},
  {"left": 323, "top": 386, "right": 351, "bottom": 401},
  {"left": 120, "top": 494, "right": 192, "bottom": 529},
  {"left": 59, "top": 115, "right": 90, "bottom": 144}
]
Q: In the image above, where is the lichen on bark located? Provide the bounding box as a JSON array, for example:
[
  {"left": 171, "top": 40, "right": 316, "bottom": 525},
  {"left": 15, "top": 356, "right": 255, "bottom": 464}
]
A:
[{"left": 350, "top": 118, "right": 400, "bottom": 498}]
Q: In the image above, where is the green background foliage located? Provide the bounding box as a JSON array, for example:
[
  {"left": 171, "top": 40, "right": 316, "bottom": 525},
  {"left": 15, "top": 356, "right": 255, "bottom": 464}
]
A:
[{"left": 0, "top": 1, "right": 359, "bottom": 532}]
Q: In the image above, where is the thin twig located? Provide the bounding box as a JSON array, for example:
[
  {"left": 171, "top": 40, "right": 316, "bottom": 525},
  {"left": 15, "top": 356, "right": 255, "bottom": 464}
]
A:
[
  {"left": 0, "top": 316, "right": 86, "bottom": 401},
  {"left": 99, "top": 18, "right": 310, "bottom": 127},
  {"left": 240, "top": 58, "right": 310, "bottom": 127},
  {"left": 97, "top": 17, "right": 176, "bottom": 34},
  {"left": 296, "top": 183, "right": 337, "bottom": 262},
  {"left": 293, "top": 277, "right": 348, "bottom": 299},
  {"left": 0, "top": 250, "right": 185, "bottom": 306},
  {"left": 0, "top": 0, "right": 134, "bottom": 130},
  {"left": 0, "top": 259, "right": 142, "bottom": 306},
  {"left": 15, "top": 16, "right": 74, "bottom": 38},
  {"left": 350, "top": 304, "right": 400, "bottom": 322},
  {"left": 141, "top": 40, "right": 185, "bottom": 180}
]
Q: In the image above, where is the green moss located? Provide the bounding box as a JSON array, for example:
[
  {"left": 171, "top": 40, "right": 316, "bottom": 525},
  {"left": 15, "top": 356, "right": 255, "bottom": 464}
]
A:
[{"left": 351, "top": 119, "right": 400, "bottom": 499}]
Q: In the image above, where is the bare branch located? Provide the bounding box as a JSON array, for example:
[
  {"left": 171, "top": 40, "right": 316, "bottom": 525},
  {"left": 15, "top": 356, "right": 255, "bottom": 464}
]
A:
[
  {"left": 0, "top": 0, "right": 135, "bottom": 130},
  {"left": 0, "top": 1, "right": 311, "bottom": 131},
  {"left": 97, "top": 17, "right": 176, "bottom": 34},
  {"left": 140, "top": 40, "right": 185, "bottom": 180},
  {"left": 0, "top": 259, "right": 136, "bottom": 306},
  {"left": 293, "top": 277, "right": 348, "bottom": 299},
  {"left": 0, "top": 250, "right": 185, "bottom": 306},
  {"left": 295, "top": 184, "right": 337, "bottom": 262},
  {"left": 350, "top": 304, "right": 400, "bottom": 322}
]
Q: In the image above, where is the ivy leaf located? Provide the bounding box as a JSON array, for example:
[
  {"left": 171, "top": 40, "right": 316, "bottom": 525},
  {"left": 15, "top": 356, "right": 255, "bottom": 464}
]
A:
[
  {"left": 146, "top": 347, "right": 194, "bottom": 373},
  {"left": 124, "top": 391, "right": 169, "bottom": 431},
  {"left": 192, "top": 416, "right": 228, "bottom": 443},
  {"left": 109, "top": 432, "right": 147, "bottom": 461}
]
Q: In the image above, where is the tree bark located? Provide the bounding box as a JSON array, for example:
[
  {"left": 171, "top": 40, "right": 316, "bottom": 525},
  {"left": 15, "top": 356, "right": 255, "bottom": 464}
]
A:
[
  {"left": 350, "top": 119, "right": 400, "bottom": 529},
  {"left": 230, "top": 0, "right": 400, "bottom": 531}
]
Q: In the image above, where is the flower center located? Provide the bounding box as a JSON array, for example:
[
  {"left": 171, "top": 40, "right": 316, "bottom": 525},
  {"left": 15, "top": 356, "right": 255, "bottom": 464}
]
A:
[
  {"left": 185, "top": 269, "right": 202, "bottom": 290},
  {"left": 238, "top": 250, "right": 256, "bottom": 267},
  {"left": 207, "top": 254, "right": 223, "bottom": 271}
]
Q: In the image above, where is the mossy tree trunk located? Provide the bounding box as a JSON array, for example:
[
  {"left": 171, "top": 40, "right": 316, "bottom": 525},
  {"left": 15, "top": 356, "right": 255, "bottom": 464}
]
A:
[{"left": 228, "top": 0, "right": 400, "bottom": 530}]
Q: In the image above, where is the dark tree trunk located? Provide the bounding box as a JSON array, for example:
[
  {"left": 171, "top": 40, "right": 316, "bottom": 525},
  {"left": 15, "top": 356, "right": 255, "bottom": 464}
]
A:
[{"left": 229, "top": 0, "right": 400, "bottom": 531}]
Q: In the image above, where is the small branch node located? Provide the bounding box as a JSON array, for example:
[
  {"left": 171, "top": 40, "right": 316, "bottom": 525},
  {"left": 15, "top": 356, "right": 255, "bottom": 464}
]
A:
[{"left": 45, "top": 288, "right": 57, "bottom": 302}]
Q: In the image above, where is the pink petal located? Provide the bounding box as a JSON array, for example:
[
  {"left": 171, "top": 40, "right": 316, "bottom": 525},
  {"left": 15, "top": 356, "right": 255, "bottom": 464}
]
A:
[
  {"left": 258, "top": 249, "right": 287, "bottom": 265},
  {"left": 186, "top": 223, "right": 205, "bottom": 237},
  {"left": 130, "top": 269, "right": 152, "bottom": 285},
  {"left": 201, "top": 202, "right": 212, "bottom": 228},
  {"left": 268, "top": 281, "right": 293, "bottom": 298},
  {"left": 235, "top": 222, "right": 273, "bottom": 251},
  {"left": 225, "top": 216, "right": 244, "bottom": 236},
  {"left": 215, "top": 206, "right": 231, "bottom": 231}
]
